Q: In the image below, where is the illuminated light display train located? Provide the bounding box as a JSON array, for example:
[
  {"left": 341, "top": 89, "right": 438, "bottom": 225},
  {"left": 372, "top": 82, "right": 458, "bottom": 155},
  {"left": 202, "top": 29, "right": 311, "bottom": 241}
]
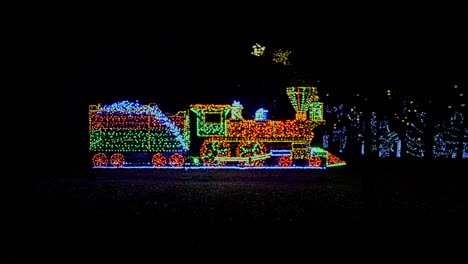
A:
[{"left": 89, "top": 86, "right": 346, "bottom": 168}]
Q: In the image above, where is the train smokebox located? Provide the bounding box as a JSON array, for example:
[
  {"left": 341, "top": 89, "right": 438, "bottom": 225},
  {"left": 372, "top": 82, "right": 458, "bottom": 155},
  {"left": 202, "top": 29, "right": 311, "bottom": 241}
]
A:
[{"left": 286, "top": 86, "right": 317, "bottom": 120}]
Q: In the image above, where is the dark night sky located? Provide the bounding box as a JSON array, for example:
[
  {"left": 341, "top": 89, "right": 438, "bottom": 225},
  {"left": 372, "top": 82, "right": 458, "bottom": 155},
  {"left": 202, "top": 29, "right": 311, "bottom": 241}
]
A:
[
  {"left": 19, "top": 7, "right": 466, "bottom": 166},
  {"left": 22, "top": 8, "right": 466, "bottom": 106}
]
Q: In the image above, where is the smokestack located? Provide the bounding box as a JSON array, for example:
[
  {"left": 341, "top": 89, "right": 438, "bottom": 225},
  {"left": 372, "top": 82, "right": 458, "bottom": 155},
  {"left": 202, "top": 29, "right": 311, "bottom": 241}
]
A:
[{"left": 286, "top": 86, "right": 317, "bottom": 120}]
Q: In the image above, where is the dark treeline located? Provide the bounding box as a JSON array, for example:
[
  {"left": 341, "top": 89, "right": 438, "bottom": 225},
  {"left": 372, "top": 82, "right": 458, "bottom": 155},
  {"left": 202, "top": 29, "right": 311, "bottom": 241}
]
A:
[{"left": 316, "top": 82, "right": 466, "bottom": 161}]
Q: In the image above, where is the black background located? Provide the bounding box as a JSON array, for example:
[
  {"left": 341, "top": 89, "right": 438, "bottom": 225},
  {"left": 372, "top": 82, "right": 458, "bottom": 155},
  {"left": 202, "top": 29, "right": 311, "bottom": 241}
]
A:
[{"left": 13, "top": 7, "right": 468, "bottom": 262}]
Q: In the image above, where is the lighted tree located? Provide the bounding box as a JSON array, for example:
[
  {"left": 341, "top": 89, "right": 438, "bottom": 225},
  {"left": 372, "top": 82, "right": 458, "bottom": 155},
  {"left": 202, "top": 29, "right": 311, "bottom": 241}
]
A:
[{"left": 433, "top": 111, "right": 465, "bottom": 158}]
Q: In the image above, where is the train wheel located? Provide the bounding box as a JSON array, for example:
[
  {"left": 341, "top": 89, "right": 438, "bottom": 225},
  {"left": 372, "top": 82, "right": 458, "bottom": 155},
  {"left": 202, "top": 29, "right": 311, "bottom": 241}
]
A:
[
  {"left": 151, "top": 152, "right": 167, "bottom": 167},
  {"left": 169, "top": 153, "right": 185, "bottom": 167},
  {"left": 236, "top": 140, "right": 267, "bottom": 166},
  {"left": 278, "top": 155, "right": 292, "bottom": 167},
  {"left": 308, "top": 156, "right": 322, "bottom": 167},
  {"left": 92, "top": 153, "right": 108, "bottom": 167},
  {"left": 110, "top": 153, "right": 125, "bottom": 168},
  {"left": 200, "top": 138, "right": 231, "bottom": 166}
]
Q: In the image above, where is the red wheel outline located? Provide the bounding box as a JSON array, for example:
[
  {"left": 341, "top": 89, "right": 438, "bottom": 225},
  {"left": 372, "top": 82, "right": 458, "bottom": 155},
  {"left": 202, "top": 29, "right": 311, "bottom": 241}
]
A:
[
  {"left": 151, "top": 153, "right": 167, "bottom": 167},
  {"left": 308, "top": 156, "right": 322, "bottom": 167},
  {"left": 110, "top": 153, "right": 125, "bottom": 168},
  {"left": 92, "top": 153, "right": 108, "bottom": 167},
  {"left": 169, "top": 153, "right": 185, "bottom": 167},
  {"left": 278, "top": 155, "right": 293, "bottom": 167}
]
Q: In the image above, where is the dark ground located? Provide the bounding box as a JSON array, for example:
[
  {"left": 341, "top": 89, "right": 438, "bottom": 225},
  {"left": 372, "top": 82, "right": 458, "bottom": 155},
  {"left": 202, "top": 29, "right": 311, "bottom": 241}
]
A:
[{"left": 9, "top": 159, "right": 467, "bottom": 263}]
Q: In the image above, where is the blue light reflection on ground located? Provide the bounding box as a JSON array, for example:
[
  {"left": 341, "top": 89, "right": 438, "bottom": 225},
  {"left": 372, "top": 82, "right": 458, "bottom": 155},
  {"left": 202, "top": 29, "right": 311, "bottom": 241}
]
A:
[{"left": 93, "top": 165, "right": 327, "bottom": 170}]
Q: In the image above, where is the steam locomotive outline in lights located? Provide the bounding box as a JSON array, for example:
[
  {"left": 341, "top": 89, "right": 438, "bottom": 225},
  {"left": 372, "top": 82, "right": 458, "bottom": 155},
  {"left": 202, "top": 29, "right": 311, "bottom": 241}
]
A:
[{"left": 89, "top": 86, "right": 346, "bottom": 169}]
